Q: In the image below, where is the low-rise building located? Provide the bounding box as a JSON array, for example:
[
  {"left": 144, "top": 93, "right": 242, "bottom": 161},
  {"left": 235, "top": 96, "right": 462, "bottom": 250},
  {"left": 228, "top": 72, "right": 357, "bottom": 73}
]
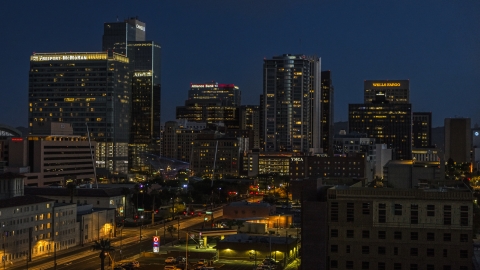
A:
[
  {"left": 216, "top": 234, "right": 298, "bottom": 265},
  {"left": 223, "top": 201, "right": 276, "bottom": 219},
  {"left": 24, "top": 187, "right": 125, "bottom": 216}
]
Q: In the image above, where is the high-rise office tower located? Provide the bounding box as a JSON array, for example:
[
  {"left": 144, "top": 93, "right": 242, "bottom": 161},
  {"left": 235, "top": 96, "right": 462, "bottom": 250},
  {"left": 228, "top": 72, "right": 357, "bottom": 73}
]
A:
[
  {"left": 263, "top": 54, "right": 321, "bottom": 153},
  {"left": 188, "top": 82, "right": 241, "bottom": 106},
  {"left": 102, "top": 18, "right": 161, "bottom": 174},
  {"left": 412, "top": 112, "right": 432, "bottom": 148},
  {"left": 176, "top": 82, "right": 241, "bottom": 128},
  {"left": 127, "top": 41, "right": 161, "bottom": 173},
  {"left": 364, "top": 80, "right": 409, "bottom": 104},
  {"left": 321, "top": 71, "right": 334, "bottom": 155},
  {"left": 28, "top": 52, "right": 131, "bottom": 175},
  {"left": 445, "top": 118, "right": 471, "bottom": 163},
  {"left": 102, "top": 17, "right": 146, "bottom": 56},
  {"left": 349, "top": 90, "right": 412, "bottom": 160}
]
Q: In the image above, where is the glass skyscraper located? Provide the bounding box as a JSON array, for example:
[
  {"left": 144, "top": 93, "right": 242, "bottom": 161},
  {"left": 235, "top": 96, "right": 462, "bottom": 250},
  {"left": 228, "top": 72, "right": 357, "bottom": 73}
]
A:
[{"left": 102, "top": 18, "right": 161, "bottom": 174}]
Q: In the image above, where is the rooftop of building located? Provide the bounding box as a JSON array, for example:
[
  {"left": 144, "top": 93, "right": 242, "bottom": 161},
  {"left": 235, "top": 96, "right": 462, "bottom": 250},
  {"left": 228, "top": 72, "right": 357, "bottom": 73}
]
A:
[
  {"left": 25, "top": 187, "right": 125, "bottom": 198},
  {"left": 226, "top": 201, "right": 273, "bottom": 208},
  {"left": 0, "top": 195, "right": 54, "bottom": 208},
  {"left": 219, "top": 234, "right": 297, "bottom": 245}
]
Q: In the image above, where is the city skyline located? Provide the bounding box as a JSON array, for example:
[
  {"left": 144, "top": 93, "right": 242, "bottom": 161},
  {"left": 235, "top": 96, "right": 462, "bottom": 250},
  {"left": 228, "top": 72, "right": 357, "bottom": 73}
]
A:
[{"left": 1, "top": 1, "right": 479, "bottom": 128}]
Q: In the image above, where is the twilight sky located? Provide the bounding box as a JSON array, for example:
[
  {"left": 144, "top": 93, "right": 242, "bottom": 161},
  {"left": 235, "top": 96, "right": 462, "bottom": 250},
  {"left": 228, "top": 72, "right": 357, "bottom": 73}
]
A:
[{"left": 1, "top": 0, "right": 479, "bottom": 128}]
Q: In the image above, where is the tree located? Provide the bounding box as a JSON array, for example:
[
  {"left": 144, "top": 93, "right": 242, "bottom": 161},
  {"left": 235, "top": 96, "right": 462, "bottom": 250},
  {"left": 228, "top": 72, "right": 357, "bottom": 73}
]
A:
[
  {"left": 166, "top": 225, "right": 177, "bottom": 246},
  {"left": 92, "top": 239, "right": 115, "bottom": 270},
  {"left": 66, "top": 182, "right": 77, "bottom": 204}
]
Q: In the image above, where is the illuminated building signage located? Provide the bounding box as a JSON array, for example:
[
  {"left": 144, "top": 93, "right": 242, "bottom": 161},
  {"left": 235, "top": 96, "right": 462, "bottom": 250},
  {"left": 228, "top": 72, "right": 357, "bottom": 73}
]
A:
[
  {"left": 136, "top": 24, "right": 145, "bottom": 31},
  {"left": 191, "top": 83, "right": 235, "bottom": 88},
  {"left": 372, "top": 82, "right": 401, "bottom": 87},
  {"left": 291, "top": 157, "right": 303, "bottom": 162},
  {"left": 11, "top": 138, "right": 23, "bottom": 142},
  {"left": 152, "top": 236, "right": 159, "bottom": 253},
  {"left": 30, "top": 53, "right": 129, "bottom": 63},
  {"left": 134, "top": 71, "right": 152, "bottom": 77},
  {"left": 31, "top": 53, "right": 107, "bottom": 62}
]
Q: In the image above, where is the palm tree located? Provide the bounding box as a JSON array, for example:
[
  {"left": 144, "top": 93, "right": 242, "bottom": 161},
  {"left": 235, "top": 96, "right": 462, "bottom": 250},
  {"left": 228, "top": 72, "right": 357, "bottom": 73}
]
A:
[
  {"left": 92, "top": 239, "right": 115, "bottom": 270},
  {"left": 166, "top": 225, "right": 177, "bottom": 246}
]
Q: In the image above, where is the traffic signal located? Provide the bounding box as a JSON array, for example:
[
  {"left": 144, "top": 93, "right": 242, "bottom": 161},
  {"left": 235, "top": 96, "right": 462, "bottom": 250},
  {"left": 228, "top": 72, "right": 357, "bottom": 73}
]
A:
[{"left": 155, "top": 209, "right": 159, "bottom": 214}]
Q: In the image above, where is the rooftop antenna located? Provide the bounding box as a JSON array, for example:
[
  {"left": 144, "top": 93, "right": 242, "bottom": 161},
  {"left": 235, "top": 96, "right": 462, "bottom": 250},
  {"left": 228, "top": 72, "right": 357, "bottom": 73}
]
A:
[{"left": 86, "top": 122, "right": 98, "bottom": 188}]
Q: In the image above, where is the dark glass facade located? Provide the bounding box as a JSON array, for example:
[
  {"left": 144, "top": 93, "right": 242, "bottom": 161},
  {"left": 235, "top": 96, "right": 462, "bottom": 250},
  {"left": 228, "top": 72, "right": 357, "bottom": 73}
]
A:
[
  {"left": 321, "top": 71, "right": 334, "bottom": 155},
  {"left": 102, "top": 18, "right": 146, "bottom": 56},
  {"left": 412, "top": 112, "right": 432, "bottom": 148},
  {"left": 188, "top": 82, "right": 240, "bottom": 106},
  {"left": 348, "top": 103, "right": 412, "bottom": 160},
  {"left": 28, "top": 52, "right": 131, "bottom": 175},
  {"left": 127, "top": 41, "right": 161, "bottom": 173}
]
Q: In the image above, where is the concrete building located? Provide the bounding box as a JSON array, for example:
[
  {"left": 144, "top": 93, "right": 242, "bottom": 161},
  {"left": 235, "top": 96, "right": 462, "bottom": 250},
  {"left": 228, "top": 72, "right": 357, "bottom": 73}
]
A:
[
  {"left": 4, "top": 123, "right": 96, "bottom": 187},
  {"left": 383, "top": 160, "right": 444, "bottom": 189},
  {"left": 263, "top": 54, "right": 321, "bottom": 154},
  {"left": 223, "top": 201, "right": 276, "bottom": 219},
  {"left": 289, "top": 154, "right": 366, "bottom": 180},
  {"left": 77, "top": 204, "right": 116, "bottom": 245},
  {"left": 333, "top": 132, "right": 375, "bottom": 156},
  {"left": 161, "top": 120, "right": 206, "bottom": 163},
  {"left": 445, "top": 118, "right": 471, "bottom": 163},
  {"left": 0, "top": 194, "right": 55, "bottom": 264},
  {"left": 243, "top": 152, "right": 293, "bottom": 177},
  {"left": 24, "top": 187, "right": 125, "bottom": 217},
  {"left": 216, "top": 234, "right": 299, "bottom": 265},
  {"left": 190, "top": 134, "right": 243, "bottom": 178},
  {"left": 325, "top": 187, "right": 473, "bottom": 270}
]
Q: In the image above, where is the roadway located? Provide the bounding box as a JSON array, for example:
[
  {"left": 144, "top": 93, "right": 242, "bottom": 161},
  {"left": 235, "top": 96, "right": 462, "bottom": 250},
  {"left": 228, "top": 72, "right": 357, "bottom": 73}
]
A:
[{"left": 8, "top": 207, "right": 224, "bottom": 270}]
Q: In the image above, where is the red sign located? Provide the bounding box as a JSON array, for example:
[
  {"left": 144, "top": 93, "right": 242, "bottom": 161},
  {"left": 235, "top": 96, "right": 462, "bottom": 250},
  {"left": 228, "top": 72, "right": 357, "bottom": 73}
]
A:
[
  {"left": 153, "top": 236, "right": 159, "bottom": 242},
  {"left": 11, "top": 138, "right": 23, "bottom": 142}
]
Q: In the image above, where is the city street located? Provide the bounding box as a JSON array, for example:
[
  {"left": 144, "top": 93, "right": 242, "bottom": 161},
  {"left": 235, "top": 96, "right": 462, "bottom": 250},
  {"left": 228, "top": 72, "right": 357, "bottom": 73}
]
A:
[{"left": 7, "top": 207, "right": 224, "bottom": 270}]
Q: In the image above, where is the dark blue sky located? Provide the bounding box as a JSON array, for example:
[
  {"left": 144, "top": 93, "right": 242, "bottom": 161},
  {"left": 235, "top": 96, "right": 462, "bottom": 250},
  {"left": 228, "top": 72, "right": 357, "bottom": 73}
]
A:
[{"left": 2, "top": 1, "right": 479, "bottom": 128}]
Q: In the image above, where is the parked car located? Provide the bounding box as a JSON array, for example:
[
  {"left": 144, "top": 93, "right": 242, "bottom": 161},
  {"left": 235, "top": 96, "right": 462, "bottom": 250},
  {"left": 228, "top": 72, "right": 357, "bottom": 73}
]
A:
[
  {"left": 164, "top": 266, "right": 177, "bottom": 270},
  {"left": 165, "top": 257, "right": 177, "bottom": 264},
  {"left": 197, "top": 259, "right": 207, "bottom": 265},
  {"left": 262, "top": 258, "right": 278, "bottom": 265}
]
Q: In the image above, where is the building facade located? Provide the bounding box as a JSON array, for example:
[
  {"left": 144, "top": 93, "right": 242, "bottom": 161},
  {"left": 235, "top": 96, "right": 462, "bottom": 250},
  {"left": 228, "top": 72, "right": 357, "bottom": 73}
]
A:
[
  {"left": 412, "top": 112, "right": 432, "bottom": 148},
  {"left": 349, "top": 102, "right": 412, "bottom": 160},
  {"left": 445, "top": 118, "right": 471, "bottom": 163},
  {"left": 29, "top": 52, "right": 131, "bottom": 175},
  {"left": 102, "top": 18, "right": 146, "bottom": 56},
  {"left": 320, "top": 71, "right": 334, "bottom": 155},
  {"left": 364, "top": 80, "right": 409, "bottom": 104},
  {"left": 326, "top": 187, "right": 473, "bottom": 270},
  {"left": 161, "top": 120, "right": 206, "bottom": 163},
  {"left": 263, "top": 54, "right": 321, "bottom": 153},
  {"left": 127, "top": 41, "right": 162, "bottom": 174},
  {"left": 188, "top": 82, "right": 240, "bottom": 106},
  {"left": 190, "top": 135, "right": 243, "bottom": 178}
]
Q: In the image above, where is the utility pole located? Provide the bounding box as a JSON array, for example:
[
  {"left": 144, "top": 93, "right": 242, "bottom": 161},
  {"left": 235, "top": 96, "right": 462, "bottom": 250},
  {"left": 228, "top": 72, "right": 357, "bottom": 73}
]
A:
[
  {"left": 53, "top": 205, "right": 57, "bottom": 270},
  {"left": 177, "top": 215, "right": 180, "bottom": 241}
]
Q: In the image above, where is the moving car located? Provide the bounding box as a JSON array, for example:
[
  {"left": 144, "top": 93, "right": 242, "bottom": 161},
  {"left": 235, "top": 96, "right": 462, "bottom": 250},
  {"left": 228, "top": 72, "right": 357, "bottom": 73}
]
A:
[{"left": 165, "top": 257, "right": 177, "bottom": 264}]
